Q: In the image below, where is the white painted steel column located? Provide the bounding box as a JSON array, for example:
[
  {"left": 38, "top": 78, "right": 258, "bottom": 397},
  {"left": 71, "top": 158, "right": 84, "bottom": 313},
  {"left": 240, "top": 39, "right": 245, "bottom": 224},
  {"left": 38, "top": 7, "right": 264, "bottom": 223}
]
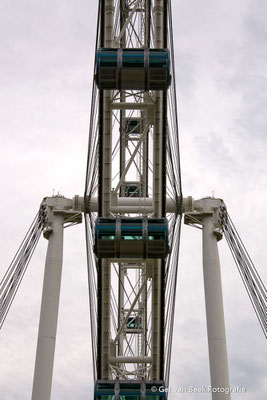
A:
[
  {"left": 32, "top": 212, "right": 64, "bottom": 400},
  {"left": 202, "top": 213, "right": 231, "bottom": 400},
  {"left": 151, "top": 259, "right": 161, "bottom": 379},
  {"left": 103, "top": 0, "right": 114, "bottom": 216},
  {"left": 118, "top": 264, "right": 125, "bottom": 356},
  {"left": 99, "top": 0, "right": 114, "bottom": 380},
  {"left": 101, "top": 259, "right": 111, "bottom": 379},
  {"left": 151, "top": 0, "right": 164, "bottom": 379},
  {"left": 153, "top": 0, "right": 164, "bottom": 216}
]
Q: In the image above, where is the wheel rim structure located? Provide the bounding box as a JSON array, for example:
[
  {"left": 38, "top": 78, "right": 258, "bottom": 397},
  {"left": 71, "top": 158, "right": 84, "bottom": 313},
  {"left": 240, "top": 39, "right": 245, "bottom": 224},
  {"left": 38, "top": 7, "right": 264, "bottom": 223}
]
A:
[{"left": 84, "top": 0, "right": 182, "bottom": 394}]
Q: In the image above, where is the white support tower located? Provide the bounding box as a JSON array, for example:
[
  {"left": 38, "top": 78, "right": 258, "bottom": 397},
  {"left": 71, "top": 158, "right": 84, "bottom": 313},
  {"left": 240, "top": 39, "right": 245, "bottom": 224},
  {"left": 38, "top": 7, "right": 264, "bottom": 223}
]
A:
[
  {"left": 185, "top": 197, "right": 231, "bottom": 400},
  {"left": 32, "top": 196, "right": 82, "bottom": 400}
]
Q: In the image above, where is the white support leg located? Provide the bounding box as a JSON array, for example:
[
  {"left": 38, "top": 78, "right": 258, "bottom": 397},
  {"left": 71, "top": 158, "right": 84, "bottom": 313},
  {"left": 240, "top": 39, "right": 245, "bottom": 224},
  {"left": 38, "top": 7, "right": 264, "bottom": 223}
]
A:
[
  {"left": 185, "top": 197, "right": 231, "bottom": 399},
  {"left": 32, "top": 212, "right": 64, "bottom": 400},
  {"left": 202, "top": 213, "right": 231, "bottom": 400},
  {"left": 31, "top": 196, "right": 82, "bottom": 400}
]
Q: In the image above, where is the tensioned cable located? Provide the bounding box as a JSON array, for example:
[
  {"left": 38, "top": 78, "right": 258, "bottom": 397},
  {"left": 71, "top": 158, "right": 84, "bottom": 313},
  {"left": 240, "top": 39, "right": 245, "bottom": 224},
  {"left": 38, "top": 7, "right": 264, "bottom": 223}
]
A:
[
  {"left": 84, "top": 0, "right": 101, "bottom": 198},
  {"left": 161, "top": 0, "right": 183, "bottom": 385},
  {"left": 164, "top": 216, "right": 182, "bottom": 384},
  {"left": 219, "top": 206, "right": 267, "bottom": 338},
  {"left": 0, "top": 205, "right": 46, "bottom": 329},
  {"left": 168, "top": 0, "right": 183, "bottom": 199},
  {"left": 84, "top": 214, "right": 98, "bottom": 380},
  {"left": 83, "top": 0, "right": 102, "bottom": 380}
]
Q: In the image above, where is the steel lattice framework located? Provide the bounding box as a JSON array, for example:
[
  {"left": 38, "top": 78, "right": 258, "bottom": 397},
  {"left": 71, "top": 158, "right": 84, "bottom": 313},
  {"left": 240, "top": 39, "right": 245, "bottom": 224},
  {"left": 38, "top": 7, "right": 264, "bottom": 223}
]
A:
[{"left": 84, "top": 0, "right": 182, "bottom": 387}]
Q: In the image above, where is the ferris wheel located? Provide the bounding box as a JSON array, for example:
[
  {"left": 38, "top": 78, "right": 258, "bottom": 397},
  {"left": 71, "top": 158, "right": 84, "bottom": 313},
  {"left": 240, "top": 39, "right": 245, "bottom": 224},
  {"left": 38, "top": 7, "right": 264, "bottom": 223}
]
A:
[
  {"left": 83, "top": 1, "right": 182, "bottom": 396},
  {"left": 0, "top": 1, "right": 266, "bottom": 400}
]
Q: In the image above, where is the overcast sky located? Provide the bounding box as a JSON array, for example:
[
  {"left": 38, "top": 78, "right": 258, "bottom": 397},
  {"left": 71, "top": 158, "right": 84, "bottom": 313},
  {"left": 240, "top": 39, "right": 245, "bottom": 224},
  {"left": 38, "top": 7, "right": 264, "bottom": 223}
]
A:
[{"left": 0, "top": 1, "right": 266, "bottom": 399}]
